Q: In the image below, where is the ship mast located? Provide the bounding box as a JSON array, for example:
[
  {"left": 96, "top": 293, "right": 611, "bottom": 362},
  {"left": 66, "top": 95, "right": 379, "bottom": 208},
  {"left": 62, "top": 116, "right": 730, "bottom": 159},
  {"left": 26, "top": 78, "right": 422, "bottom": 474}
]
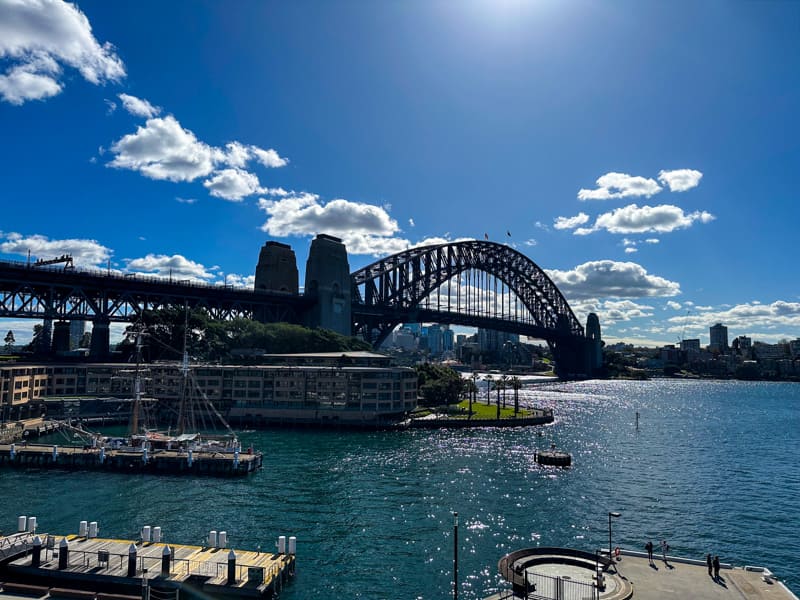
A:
[
  {"left": 176, "top": 307, "right": 190, "bottom": 435},
  {"left": 129, "top": 329, "right": 144, "bottom": 436}
]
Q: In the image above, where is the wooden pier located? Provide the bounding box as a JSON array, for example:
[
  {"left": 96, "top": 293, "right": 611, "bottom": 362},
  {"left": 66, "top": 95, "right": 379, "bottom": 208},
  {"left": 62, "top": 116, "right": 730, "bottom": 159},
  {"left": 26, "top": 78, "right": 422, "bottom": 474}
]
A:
[
  {"left": 0, "top": 443, "right": 262, "bottom": 477},
  {"left": 0, "top": 529, "right": 294, "bottom": 600}
]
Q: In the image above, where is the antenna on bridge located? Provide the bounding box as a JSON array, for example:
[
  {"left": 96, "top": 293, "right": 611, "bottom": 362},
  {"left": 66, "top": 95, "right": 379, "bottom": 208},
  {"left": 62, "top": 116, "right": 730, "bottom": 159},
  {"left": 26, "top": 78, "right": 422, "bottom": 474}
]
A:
[{"left": 32, "top": 254, "right": 74, "bottom": 271}]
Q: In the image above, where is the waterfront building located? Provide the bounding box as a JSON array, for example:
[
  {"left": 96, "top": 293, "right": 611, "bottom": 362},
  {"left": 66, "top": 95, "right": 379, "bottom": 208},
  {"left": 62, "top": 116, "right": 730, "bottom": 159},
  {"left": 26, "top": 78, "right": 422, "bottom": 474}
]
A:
[
  {"left": 709, "top": 323, "right": 729, "bottom": 352},
  {"left": 0, "top": 353, "right": 417, "bottom": 426}
]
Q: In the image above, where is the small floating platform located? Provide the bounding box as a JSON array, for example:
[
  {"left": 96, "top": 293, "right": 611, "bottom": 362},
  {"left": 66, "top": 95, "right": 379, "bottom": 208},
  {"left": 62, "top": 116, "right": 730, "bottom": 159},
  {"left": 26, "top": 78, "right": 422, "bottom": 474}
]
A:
[
  {"left": 534, "top": 447, "right": 572, "bottom": 467},
  {"left": 0, "top": 529, "right": 294, "bottom": 600},
  {"left": 0, "top": 443, "right": 261, "bottom": 476}
]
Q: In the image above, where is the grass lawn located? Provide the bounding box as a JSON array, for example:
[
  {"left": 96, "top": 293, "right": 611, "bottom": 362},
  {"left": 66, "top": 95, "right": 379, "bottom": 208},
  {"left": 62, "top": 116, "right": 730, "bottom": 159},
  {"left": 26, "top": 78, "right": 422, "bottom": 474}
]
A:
[{"left": 454, "top": 399, "right": 531, "bottom": 419}]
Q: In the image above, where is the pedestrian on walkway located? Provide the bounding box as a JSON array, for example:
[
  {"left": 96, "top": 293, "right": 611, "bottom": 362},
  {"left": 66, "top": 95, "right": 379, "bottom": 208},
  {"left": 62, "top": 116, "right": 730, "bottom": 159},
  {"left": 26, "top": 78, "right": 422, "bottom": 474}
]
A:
[
  {"left": 645, "top": 540, "right": 654, "bottom": 563},
  {"left": 661, "top": 540, "right": 669, "bottom": 562},
  {"left": 713, "top": 556, "right": 721, "bottom": 581},
  {"left": 706, "top": 553, "right": 713, "bottom": 577}
]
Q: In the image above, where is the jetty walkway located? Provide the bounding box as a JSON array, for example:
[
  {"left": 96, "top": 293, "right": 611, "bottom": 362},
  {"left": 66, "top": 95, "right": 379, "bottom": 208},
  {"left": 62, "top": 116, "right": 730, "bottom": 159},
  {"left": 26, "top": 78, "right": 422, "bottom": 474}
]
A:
[
  {"left": 0, "top": 443, "right": 262, "bottom": 476},
  {"left": 0, "top": 529, "right": 294, "bottom": 600}
]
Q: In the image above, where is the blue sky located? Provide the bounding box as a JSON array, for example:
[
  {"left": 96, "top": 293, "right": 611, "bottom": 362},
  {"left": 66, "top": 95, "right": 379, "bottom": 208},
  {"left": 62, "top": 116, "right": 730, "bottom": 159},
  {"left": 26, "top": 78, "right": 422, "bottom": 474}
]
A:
[{"left": 1, "top": 0, "right": 799, "bottom": 347}]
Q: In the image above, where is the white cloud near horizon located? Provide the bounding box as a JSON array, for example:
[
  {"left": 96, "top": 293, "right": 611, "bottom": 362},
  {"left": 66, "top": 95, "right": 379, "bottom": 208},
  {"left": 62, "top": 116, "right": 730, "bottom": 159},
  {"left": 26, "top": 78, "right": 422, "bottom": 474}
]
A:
[
  {"left": 118, "top": 93, "right": 160, "bottom": 118},
  {"left": 107, "top": 114, "right": 288, "bottom": 200},
  {"left": 0, "top": 232, "right": 111, "bottom": 267},
  {"left": 0, "top": 0, "right": 125, "bottom": 105},
  {"left": 570, "top": 298, "right": 655, "bottom": 327},
  {"left": 578, "top": 172, "right": 662, "bottom": 201},
  {"left": 574, "top": 204, "right": 715, "bottom": 235},
  {"left": 124, "top": 253, "right": 216, "bottom": 281},
  {"left": 665, "top": 300, "right": 800, "bottom": 344},
  {"left": 547, "top": 260, "right": 681, "bottom": 300},
  {"left": 658, "top": 169, "right": 703, "bottom": 192}
]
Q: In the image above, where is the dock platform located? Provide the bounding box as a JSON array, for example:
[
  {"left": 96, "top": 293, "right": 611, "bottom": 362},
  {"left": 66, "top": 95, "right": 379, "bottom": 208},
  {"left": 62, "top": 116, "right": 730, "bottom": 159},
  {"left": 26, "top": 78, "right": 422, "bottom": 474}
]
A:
[
  {"left": 0, "top": 531, "right": 294, "bottom": 600},
  {"left": 0, "top": 444, "right": 262, "bottom": 476}
]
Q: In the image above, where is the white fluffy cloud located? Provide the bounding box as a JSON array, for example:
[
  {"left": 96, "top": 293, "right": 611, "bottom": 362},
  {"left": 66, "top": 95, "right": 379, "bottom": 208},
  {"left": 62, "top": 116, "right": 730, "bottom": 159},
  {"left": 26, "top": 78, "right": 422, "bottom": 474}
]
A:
[
  {"left": 250, "top": 146, "right": 288, "bottom": 168},
  {"left": 108, "top": 115, "right": 217, "bottom": 182},
  {"left": 107, "top": 115, "right": 288, "bottom": 199},
  {"left": 0, "top": 232, "right": 111, "bottom": 267},
  {"left": 658, "top": 169, "right": 703, "bottom": 192},
  {"left": 0, "top": 0, "right": 125, "bottom": 104},
  {"left": 203, "top": 168, "right": 263, "bottom": 201},
  {"left": 258, "top": 194, "right": 400, "bottom": 239},
  {"left": 571, "top": 298, "right": 655, "bottom": 326},
  {"left": 575, "top": 204, "right": 715, "bottom": 235},
  {"left": 553, "top": 212, "right": 590, "bottom": 230},
  {"left": 118, "top": 93, "right": 160, "bottom": 118},
  {"left": 124, "top": 253, "right": 216, "bottom": 281},
  {"left": 547, "top": 260, "right": 681, "bottom": 300},
  {"left": 578, "top": 172, "right": 662, "bottom": 201}
]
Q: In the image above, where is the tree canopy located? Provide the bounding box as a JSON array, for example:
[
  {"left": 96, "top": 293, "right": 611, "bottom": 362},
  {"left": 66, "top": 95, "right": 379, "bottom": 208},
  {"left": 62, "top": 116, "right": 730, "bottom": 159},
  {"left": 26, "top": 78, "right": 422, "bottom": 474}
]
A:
[
  {"left": 414, "top": 363, "right": 464, "bottom": 406},
  {"left": 117, "top": 309, "right": 371, "bottom": 362}
]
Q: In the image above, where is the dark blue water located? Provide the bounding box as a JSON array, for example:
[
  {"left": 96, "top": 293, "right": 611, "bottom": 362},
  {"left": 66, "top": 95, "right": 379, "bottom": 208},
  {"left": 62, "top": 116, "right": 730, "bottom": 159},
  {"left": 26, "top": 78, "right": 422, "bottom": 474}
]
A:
[{"left": 1, "top": 379, "right": 798, "bottom": 598}]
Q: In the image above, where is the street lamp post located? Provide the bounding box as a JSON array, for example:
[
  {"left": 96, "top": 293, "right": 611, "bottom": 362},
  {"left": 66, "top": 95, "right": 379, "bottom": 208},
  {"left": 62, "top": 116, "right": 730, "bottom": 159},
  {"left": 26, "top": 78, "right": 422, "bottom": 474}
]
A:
[
  {"left": 608, "top": 511, "right": 621, "bottom": 560},
  {"left": 453, "top": 512, "right": 458, "bottom": 600}
]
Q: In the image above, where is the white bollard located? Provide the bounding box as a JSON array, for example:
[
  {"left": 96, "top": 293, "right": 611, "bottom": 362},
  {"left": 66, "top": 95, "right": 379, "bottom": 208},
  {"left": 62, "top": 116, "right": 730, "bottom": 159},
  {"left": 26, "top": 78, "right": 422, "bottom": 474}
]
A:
[
  {"left": 277, "top": 536, "right": 286, "bottom": 554},
  {"left": 79, "top": 521, "right": 88, "bottom": 537},
  {"left": 17, "top": 516, "right": 27, "bottom": 532},
  {"left": 209, "top": 530, "right": 218, "bottom": 548},
  {"left": 89, "top": 522, "right": 98, "bottom": 538},
  {"left": 218, "top": 531, "right": 227, "bottom": 548},
  {"left": 142, "top": 526, "right": 151, "bottom": 543},
  {"left": 28, "top": 516, "right": 37, "bottom": 533},
  {"left": 288, "top": 536, "right": 296, "bottom": 555},
  {"left": 153, "top": 527, "right": 162, "bottom": 543}
]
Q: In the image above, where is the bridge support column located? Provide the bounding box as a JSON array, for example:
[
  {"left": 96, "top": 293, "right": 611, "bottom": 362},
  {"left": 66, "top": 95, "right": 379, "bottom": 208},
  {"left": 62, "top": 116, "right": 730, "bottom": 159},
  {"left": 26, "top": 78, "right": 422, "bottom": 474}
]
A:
[
  {"left": 303, "top": 234, "right": 351, "bottom": 336},
  {"left": 52, "top": 321, "right": 70, "bottom": 354},
  {"left": 89, "top": 318, "right": 110, "bottom": 361}
]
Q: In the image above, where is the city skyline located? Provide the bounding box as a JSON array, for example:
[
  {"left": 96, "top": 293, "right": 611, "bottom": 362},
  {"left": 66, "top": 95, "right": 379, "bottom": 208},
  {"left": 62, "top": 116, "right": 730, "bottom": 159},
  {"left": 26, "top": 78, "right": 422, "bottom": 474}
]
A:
[{"left": 1, "top": 0, "right": 799, "bottom": 347}]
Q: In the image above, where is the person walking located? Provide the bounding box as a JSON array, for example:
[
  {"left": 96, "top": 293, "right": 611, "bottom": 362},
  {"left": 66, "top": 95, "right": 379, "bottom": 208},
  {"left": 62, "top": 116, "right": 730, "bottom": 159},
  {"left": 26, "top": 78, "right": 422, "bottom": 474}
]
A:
[
  {"left": 706, "top": 553, "right": 713, "bottom": 577},
  {"left": 645, "top": 540, "right": 654, "bottom": 563},
  {"left": 660, "top": 540, "right": 669, "bottom": 563},
  {"left": 713, "top": 555, "right": 721, "bottom": 581}
]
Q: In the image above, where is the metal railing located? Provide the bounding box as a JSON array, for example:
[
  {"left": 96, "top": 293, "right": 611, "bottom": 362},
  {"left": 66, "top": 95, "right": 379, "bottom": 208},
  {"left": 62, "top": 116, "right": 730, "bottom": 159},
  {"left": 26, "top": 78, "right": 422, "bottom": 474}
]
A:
[
  {"left": 525, "top": 571, "right": 598, "bottom": 600},
  {"left": 50, "top": 546, "right": 286, "bottom": 584}
]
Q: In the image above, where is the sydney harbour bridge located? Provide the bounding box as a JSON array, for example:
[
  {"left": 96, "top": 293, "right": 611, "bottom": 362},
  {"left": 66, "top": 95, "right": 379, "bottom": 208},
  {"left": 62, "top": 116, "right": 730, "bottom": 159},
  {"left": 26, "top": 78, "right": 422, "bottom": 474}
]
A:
[{"left": 0, "top": 235, "right": 602, "bottom": 378}]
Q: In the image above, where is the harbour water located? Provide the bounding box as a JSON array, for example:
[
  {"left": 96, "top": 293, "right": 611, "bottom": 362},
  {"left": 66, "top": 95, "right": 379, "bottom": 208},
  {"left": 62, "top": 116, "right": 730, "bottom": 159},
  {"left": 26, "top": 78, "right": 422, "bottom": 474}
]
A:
[{"left": 1, "top": 379, "right": 798, "bottom": 599}]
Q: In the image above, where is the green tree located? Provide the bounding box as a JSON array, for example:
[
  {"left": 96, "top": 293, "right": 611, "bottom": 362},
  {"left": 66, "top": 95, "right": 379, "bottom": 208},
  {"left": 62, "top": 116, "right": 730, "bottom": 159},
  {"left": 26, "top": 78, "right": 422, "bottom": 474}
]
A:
[
  {"left": 3, "top": 330, "right": 15, "bottom": 353},
  {"left": 415, "top": 363, "right": 464, "bottom": 406}
]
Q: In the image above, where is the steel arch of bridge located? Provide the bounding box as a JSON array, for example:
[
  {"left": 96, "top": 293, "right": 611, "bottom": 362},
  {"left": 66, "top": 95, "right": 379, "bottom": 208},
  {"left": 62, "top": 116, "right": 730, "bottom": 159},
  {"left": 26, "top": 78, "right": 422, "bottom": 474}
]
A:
[{"left": 350, "top": 240, "right": 584, "bottom": 347}]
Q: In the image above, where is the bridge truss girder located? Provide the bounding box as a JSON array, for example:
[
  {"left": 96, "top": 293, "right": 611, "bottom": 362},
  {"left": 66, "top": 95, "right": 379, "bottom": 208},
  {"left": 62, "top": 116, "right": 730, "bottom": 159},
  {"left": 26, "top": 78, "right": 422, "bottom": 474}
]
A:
[
  {"left": 350, "top": 241, "right": 592, "bottom": 378},
  {"left": 351, "top": 241, "right": 583, "bottom": 342},
  {"left": 0, "top": 261, "right": 307, "bottom": 325}
]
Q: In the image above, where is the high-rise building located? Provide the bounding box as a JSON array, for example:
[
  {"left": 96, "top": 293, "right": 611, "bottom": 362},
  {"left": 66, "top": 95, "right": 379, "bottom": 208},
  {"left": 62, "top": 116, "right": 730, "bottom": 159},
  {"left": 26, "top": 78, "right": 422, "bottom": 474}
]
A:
[
  {"left": 69, "top": 320, "right": 86, "bottom": 349},
  {"left": 709, "top": 323, "right": 728, "bottom": 352}
]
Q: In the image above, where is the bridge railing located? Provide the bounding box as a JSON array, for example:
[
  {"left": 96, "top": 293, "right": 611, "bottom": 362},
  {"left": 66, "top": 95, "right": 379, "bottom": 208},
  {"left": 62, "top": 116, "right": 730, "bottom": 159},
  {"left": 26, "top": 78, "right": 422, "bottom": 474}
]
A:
[{"left": 0, "top": 258, "right": 250, "bottom": 292}]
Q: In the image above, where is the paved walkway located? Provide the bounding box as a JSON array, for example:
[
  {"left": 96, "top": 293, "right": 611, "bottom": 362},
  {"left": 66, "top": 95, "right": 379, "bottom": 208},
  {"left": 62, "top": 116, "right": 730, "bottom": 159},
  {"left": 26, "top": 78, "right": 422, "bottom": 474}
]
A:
[
  {"left": 608, "top": 551, "right": 797, "bottom": 600},
  {"left": 486, "top": 550, "right": 798, "bottom": 600}
]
